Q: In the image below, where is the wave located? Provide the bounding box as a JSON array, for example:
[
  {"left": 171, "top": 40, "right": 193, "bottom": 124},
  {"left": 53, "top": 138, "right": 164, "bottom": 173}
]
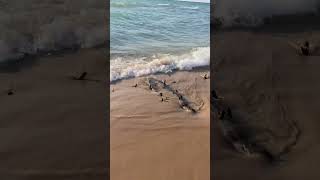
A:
[
  {"left": 110, "top": 47, "right": 210, "bottom": 81},
  {"left": 157, "top": 3, "right": 170, "bottom": 6},
  {"left": 111, "top": 1, "right": 139, "bottom": 8},
  {"left": 178, "top": 0, "right": 210, "bottom": 3},
  {"left": 214, "top": 0, "right": 320, "bottom": 27},
  {"left": 0, "top": 0, "right": 106, "bottom": 63},
  {"left": 180, "top": 6, "right": 200, "bottom": 10}
]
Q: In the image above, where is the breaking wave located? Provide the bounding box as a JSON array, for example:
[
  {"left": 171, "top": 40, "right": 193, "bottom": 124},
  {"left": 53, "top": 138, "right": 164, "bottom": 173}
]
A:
[
  {"left": 111, "top": 1, "right": 141, "bottom": 8},
  {"left": 213, "top": 0, "right": 320, "bottom": 27},
  {"left": 0, "top": 0, "right": 107, "bottom": 62},
  {"left": 110, "top": 47, "right": 210, "bottom": 81},
  {"left": 178, "top": 0, "right": 210, "bottom": 3}
]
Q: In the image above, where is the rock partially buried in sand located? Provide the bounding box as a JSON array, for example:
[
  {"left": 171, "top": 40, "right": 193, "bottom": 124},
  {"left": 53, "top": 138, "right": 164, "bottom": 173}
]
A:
[
  {"left": 301, "top": 41, "right": 310, "bottom": 56},
  {"left": 7, "top": 89, "right": 14, "bottom": 96},
  {"left": 73, "top": 72, "right": 87, "bottom": 80},
  {"left": 201, "top": 73, "right": 209, "bottom": 80},
  {"left": 289, "top": 40, "right": 319, "bottom": 56},
  {"left": 70, "top": 72, "right": 101, "bottom": 82}
]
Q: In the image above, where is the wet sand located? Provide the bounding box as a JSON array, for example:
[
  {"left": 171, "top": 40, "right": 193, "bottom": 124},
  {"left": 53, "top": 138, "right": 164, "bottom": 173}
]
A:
[
  {"left": 212, "top": 31, "right": 320, "bottom": 179},
  {"left": 110, "top": 69, "right": 210, "bottom": 180},
  {"left": 0, "top": 49, "right": 108, "bottom": 180}
]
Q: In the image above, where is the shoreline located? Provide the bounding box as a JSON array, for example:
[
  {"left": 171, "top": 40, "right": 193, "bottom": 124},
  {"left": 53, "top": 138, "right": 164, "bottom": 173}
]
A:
[
  {"left": 110, "top": 46, "right": 210, "bottom": 82},
  {"left": 213, "top": 12, "right": 320, "bottom": 33},
  {"left": 110, "top": 65, "right": 210, "bottom": 84},
  {"left": 0, "top": 44, "right": 108, "bottom": 73}
]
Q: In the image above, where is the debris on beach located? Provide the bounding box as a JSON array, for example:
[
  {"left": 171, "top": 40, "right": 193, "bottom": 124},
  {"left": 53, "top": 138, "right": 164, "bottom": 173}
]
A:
[
  {"left": 70, "top": 72, "right": 101, "bottom": 82},
  {"left": 72, "top": 72, "right": 87, "bottom": 80},
  {"left": 7, "top": 89, "right": 14, "bottom": 96},
  {"left": 145, "top": 77, "right": 203, "bottom": 113},
  {"left": 201, "top": 73, "right": 209, "bottom": 80}
]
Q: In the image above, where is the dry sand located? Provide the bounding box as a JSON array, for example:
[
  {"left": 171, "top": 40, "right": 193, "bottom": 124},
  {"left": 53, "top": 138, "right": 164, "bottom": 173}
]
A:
[
  {"left": 0, "top": 49, "right": 108, "bottom": 180},
  {"left": 110, "top": 69, "right": 210, "bottom": 180},
  {"left": 212, "top": 31, "right": 320, "bottom": 179}
]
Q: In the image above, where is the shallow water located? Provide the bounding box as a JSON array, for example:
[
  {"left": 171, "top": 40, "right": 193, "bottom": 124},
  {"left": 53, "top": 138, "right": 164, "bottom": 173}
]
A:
[{"left": 111, "top": 0, "right": 210, "bottom": 81}]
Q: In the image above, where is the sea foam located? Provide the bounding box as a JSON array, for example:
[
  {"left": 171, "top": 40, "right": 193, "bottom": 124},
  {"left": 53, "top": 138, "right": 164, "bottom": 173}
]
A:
[
  {"left": 178, "top": 0, "right": 210, "bottom": 3},
  {"left": 110, "top": 47, "right": 210, "bottom": 81},
  {"left": 0, "top": 0, "right": 107, "bottom": 62},
  {"left": 214, "top": 0, "right": 319, "bottom": 26}
]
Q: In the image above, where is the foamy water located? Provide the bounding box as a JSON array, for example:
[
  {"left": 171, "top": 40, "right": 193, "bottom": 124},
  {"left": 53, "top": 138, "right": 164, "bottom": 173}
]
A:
[
  {"left": 214, "top": 0, "right": 319, "bottom": 26},
  {"left": 111, "top": 47, "right": 209, "bottom": 81},
  {"left": 178, "top": 0, "right": 210, "bottom": 3},
  {"left": 111, "top": 0, "right": 210, "bottom": 81},
  {"left": 0, "top": 0, "right": 106, "bottom": 62}
]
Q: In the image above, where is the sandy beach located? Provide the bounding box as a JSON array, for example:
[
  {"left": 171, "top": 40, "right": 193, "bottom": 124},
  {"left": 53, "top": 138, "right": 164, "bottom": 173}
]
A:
[
  {"left": 0, "top": 48, "right": 108, "bottom": 179},
  {"left": 212, "top": 30, "right": 320, "bottom": 179},
  {"left": 110, "top": 69, "right": 210, "bottom": 180}
]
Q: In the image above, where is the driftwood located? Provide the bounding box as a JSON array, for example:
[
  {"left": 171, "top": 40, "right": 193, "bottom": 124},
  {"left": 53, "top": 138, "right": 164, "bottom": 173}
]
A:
[
  {"left": 72, "top": 72, "right": 87, "bottom": 80},
  {"left": 70, "top": 72, "right": 101, "bottom": 82}
]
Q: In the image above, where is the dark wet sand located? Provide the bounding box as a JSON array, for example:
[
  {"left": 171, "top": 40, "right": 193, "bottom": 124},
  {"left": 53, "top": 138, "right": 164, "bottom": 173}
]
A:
[
  {"left": 212, "top": 31, "right": 320, "bottom": 180},
  {"left": 0, "top": 49, "right": 108, "bottom": 180}
]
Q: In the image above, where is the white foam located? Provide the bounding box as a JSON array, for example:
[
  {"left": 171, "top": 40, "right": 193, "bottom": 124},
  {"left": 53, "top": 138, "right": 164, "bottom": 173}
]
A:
[
  {"left": 214, "top": 0, "right": 319, "bottom": 26},
  {"left": 0, "top": 0, "right": 106, "bottom": 62},
  {"left": 157, "top": 3, "right": 170, "bottom": 6},
  {"left": 180, "top": 6, "right": 200, "bottom": 10},
  {"left": 178, "top": 0, "right": 210, "bottom": 3},
  {"left": 110, "top": 47, "right": 210, "bottom": 81}
]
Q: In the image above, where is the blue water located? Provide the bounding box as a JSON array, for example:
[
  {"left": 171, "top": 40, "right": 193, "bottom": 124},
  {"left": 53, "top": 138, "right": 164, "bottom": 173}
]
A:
[{"left": 111, "top": 0, "right": 210, "bottom": 81}]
